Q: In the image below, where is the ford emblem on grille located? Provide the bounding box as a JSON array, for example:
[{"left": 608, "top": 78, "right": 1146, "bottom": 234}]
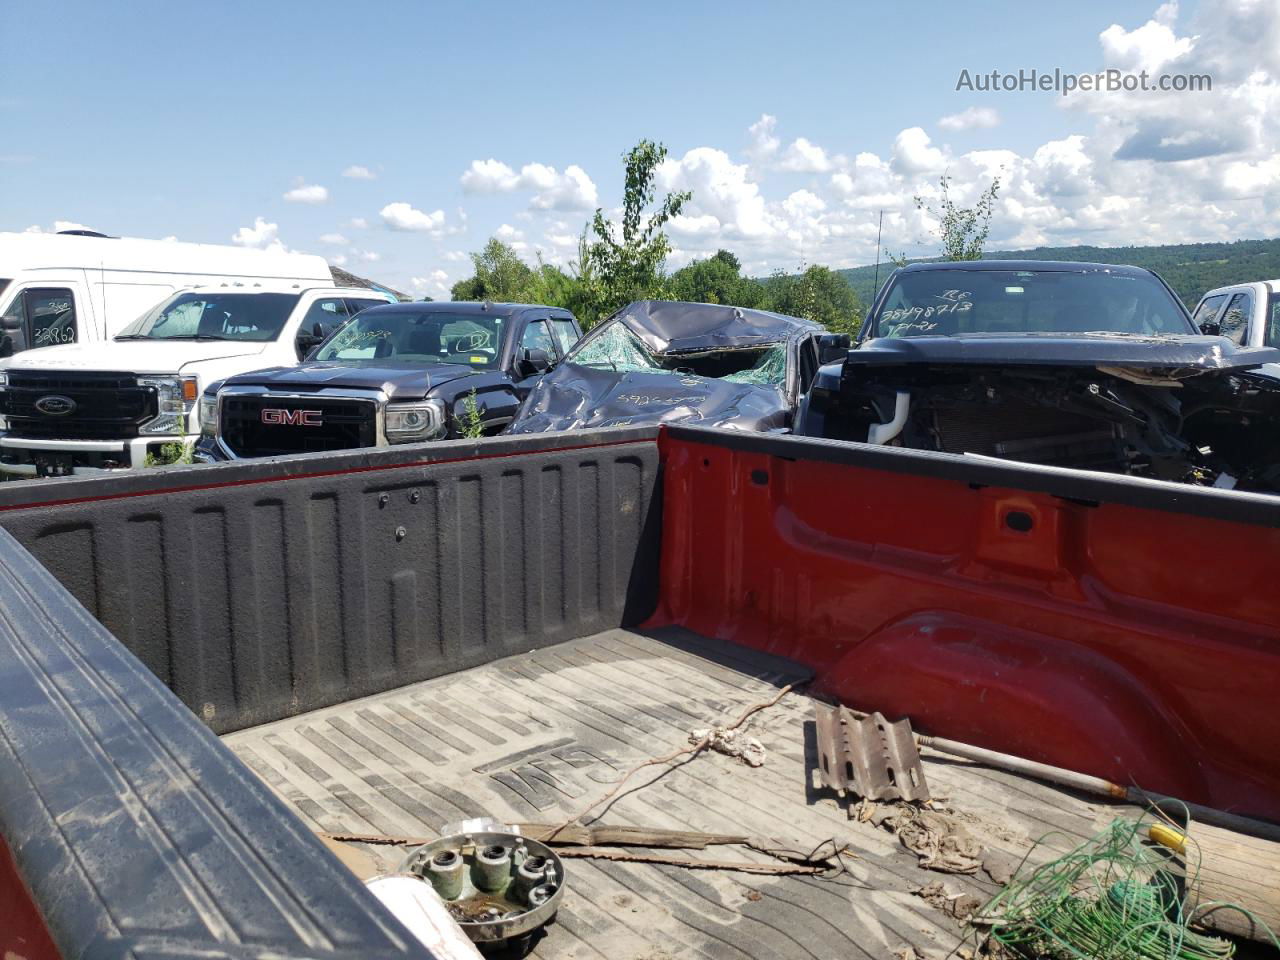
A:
[{"left": 34, "top": 394, "right": 77, "bottom": 416}]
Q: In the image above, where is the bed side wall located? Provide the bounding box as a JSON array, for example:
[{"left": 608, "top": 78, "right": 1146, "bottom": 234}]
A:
[
  {"left": 0, "top": 429, "right": 663, "bottom": 734},
  {"left": 653, "top": 426, "right": 1280, "bottom": 821}
]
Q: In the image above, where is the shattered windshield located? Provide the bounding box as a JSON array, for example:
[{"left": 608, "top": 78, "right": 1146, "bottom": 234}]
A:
[
  {"left": 873, "top": 270, "right": 1194, "bottom": 339},
  {"left": 570, "top": 319, "right": 787, "bottom": 385},
  {"left": 573, "top": 322, "right": 664, "bottom": 372},
  {"left": 315, "top": 310, "right": 505, "bottom": 368}
]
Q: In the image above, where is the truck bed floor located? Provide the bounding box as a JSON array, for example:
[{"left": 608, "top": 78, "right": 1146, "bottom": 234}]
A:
[{"left": 224, "top": 628, "right": 1129, "bottom": 959}]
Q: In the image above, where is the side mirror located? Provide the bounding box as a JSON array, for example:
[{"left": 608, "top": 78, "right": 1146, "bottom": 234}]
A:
[
  {"left": 0, "top": 315, "right": 21, "bottom": 331},
  {"left": 1199, "top": 320, "right": 1222, "bottom": 337},
  {"left": 519, "top": 347, "right": 552, "bottom": 377},
  {"left": 297, "top": 322, "right": 327, "bottom": 353},
  {"left": 817, "top": 333, "right": 852, "bottom": 364}
]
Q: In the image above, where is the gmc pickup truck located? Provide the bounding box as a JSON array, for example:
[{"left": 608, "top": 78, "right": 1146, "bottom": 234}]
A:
[
  {"left": 195, "top": 300, "right": 582, "bottom": 461},
  {"left": 0, "top": 425, "right": 1275, "bottom": 959}
]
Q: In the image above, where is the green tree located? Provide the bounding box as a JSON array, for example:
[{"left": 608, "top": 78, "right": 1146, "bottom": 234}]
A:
[
  {"left": 582, "top": 139, "right": 691, "bottom": 326},
  {"left": 915, "top": 173, "right": 1001, "bottom": 261},
  {"left": 450, "top": 238, "right": 536, "bottom": 302},
  {"left": 449, "top": 234, "right": 599, "bottom": 321},
  {"left": 669, "top": 249, "right": 766, "bottom": 308},
  {"left": 763, "top": 264, "right": 863, "bottom": 337}
]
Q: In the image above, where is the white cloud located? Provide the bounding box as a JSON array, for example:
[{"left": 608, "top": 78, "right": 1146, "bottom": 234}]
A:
[
  {"left": 357, "top": 250, "right": 380, "bottom": 262},
  {"left": 830, "top": 172, "right": 855, "bottom": 197},
  {"left": 891, "top": 127, "right": 948, "bottom": 175},
  {"left": 939, "top": 106, "right": 1001, "bottom": 131},
  {"left": 410, "top": 269, "right": 451, "bottom": 298},
  {"left": 461, "top": 158, "right": 519, "bottom": 192},
  {"left": 1031, "top": 136, "right": 1095, "bottom": 196},
  {"left": 782, "top": 189, "right": 826, "bottom": 218},
  {"left": 669, "top": 213, "right": 723, "bottom": 237},
  {"left": 545, "top": 230, "right": 578, "bottom": 248},
  {"left": 1099, "top": 4, "right": 1193, "bottom": 72},
  {"left": 24, "top": 220, "right": 93, "bottom": 234},
  {"left": 494, "top": 223, "right": 523, "bottom": 241},
  {"left": 746, "top": 114, "right": 780, "bottom": 163},
  {"left": 779, "top": 137, "right": 834, "bottom": 173},
  {"left": 231, "top": 217, "right": 285, "bottom": 250},
  {"left": 319, "top": 232, "right": 348, "bottom": 245},
  {"left": 342, "top": 165, "right": 376, "bottom": 180},
  {"left": 331, "top": 254, "right": 348, "bottom": 266},
  {"left": 532, "top": 164, "right": 598, "bottom": 210},
  {"left": 283, "top": 183, "right": 329, "bottom": 204},
  {"left": 349, "top": 217, "right": 369, "bottom": 229},
  {"left": 381, "top": 202, "right": 447, "bottom": 233},
  {"left": 443, "top": 250, "right": 468, "bottom": 262},
  {"left": 657, "top": 147, "right": 773, "bottom": 238},
  {"left": 460, "top": 159, "right": 598, "bottom": 210}
]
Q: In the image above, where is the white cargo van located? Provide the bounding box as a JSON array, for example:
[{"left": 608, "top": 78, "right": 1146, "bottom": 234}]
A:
[
  {"left": 0, "top": 285, "right": 394, "bottom": 476},
  {"left": 0, "top": 230, "right": 335, "bottom": 354}
]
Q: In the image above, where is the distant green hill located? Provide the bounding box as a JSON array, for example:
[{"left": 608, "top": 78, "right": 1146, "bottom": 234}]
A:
[{"left": 837, "top": 238, "right": 1280, "bottom": 309}]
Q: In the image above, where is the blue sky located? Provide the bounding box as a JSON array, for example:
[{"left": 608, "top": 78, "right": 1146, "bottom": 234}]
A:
[{"left": 4, "top": 0, "right": 1278, "bottom": 297}]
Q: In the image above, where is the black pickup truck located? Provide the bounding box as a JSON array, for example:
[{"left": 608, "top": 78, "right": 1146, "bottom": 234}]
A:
[
  {"left": 194, "top": 300, "right": 581, "bottom": 461},
  {"left": 798, "top": 260, "right": 1280, "bottom": 492}
]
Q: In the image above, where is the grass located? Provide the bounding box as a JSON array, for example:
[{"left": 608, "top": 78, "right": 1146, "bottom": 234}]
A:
[{"left": 143, "top": 441, "right": 193, "bottom": 467}]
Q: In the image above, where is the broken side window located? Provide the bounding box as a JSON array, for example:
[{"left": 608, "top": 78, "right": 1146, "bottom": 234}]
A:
[{"left": 721, "top": 343, "right": 788, "bottom": 385}]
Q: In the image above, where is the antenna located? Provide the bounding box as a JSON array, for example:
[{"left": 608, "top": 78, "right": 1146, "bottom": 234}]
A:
[{"left": 872, "top": 210, "right": 884, "bottom": 307}]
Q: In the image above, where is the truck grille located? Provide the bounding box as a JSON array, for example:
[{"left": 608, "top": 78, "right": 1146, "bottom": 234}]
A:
[
  {"left": 1, "top": 372, "right": 157, "bottom": 439},
  {"left": 221, "top": 395, "right": 377, "bottom": 457}
]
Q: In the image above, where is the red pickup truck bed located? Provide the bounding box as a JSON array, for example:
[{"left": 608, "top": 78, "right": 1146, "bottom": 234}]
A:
[{"left": 0, "top": 424, "right": 1275, "bottom": 960}]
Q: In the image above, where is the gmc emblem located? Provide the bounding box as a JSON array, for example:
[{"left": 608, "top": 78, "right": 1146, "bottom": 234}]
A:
[{"left": 261, "top": 408, "right": 323, "bottom": 426}]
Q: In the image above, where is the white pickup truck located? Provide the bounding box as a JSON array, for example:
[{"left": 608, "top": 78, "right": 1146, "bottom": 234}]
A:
[
  {"left": 1190, "top": 279, "right": 1280, "bottom": 349},
  {"left": 0, "top": 285, "right": 393, "bottom": 476}
]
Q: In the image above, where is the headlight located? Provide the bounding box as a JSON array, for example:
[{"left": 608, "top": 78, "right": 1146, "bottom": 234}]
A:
[
  {"left": 139, "top": 375, "right": 198, "bottom": 435},
  {"left": 198, "top": 394, "right": 219, "bottom": 436},
  {"left": 0, "top": 372, "right": 8, "bottom": 387},
  {"left": 385, "top": 399, "right": 446, "bottom": 443}
]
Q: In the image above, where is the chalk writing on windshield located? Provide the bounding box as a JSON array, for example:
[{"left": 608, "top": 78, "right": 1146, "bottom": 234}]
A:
[
  {"left": 881, "top": 289, "right": 973, "bottom": 334},
  {"left": 342, "top": 328, "right": 394, "bottom": 344},
  {"left": 449, "top": 331, "right": 491, "bottom": 350}
]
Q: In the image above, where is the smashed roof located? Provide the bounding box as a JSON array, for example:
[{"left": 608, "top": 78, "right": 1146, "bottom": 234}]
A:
[{"left": 610, "top": 299, "right": 821, "bottom": 355}]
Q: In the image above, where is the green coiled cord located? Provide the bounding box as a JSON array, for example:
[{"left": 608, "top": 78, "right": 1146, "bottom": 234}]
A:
[{"left": 975, "top": 814, "right": 1278, "bottom": 960}]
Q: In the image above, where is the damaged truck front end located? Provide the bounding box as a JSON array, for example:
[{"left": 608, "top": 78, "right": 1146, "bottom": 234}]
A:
[
  {"left": 799, "top": 261, "right": 1280, "bottom": 493},
  {"left": 507, "top": 299, "right": 843, "bottom": 433}
]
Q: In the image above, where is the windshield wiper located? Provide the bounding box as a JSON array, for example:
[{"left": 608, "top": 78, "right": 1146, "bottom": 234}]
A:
[{"left": 114, "top": 334, "right": 234, "bottom": 342}]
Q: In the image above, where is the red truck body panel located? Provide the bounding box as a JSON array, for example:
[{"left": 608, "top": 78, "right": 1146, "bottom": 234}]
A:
[
  {"left": 1, "top": 837, "right": 59, "bottom": 960},
  {"left": 652, "top": 429, "right": 1280, "bottom": 819}
]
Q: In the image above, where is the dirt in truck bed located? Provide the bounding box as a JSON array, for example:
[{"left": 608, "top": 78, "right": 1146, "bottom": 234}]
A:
[{"left": 224, "top": 627, "right": 1140, "bottom": 960}]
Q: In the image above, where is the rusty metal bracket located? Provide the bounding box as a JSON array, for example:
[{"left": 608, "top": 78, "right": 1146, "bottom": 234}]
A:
[{"left": 813, "top": 704, "right": 930, "bottom": 807}]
